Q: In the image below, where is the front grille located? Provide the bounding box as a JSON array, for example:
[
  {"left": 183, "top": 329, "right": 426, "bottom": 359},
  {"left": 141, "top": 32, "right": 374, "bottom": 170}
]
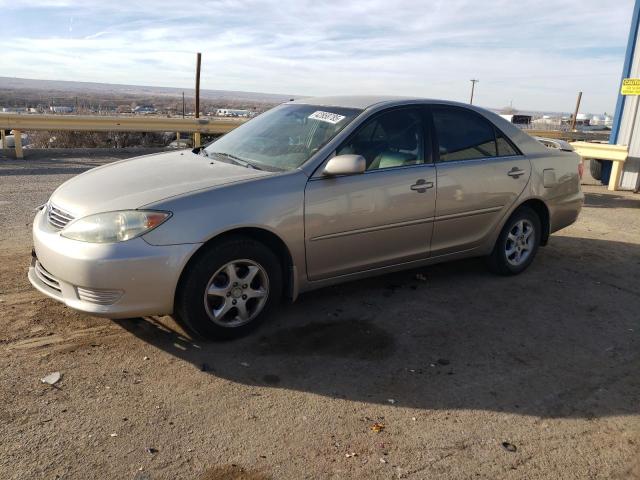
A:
[
  {"left": 34, "top": 261, "right": 62, "bottom": 293},
  {"left": 47, "top": 203, "right": 75, "bottom": 230},
  {"left": 77, "top": 287, "right": 122, "bottom": 305}
]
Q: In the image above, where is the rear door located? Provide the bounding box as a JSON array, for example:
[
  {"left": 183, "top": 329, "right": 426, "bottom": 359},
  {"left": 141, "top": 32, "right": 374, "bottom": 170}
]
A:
[
  {"left": 304, "top": 106, "right": 437, "bottom": 280},
  {"left": 430, "top": 105, "right": 531, "bottom": 255}
]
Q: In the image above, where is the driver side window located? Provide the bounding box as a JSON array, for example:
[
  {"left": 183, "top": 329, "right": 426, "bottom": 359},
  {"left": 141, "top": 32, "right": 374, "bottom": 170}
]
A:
[{"left": 337, "top": 108, "right": 425, "bottom": 171}]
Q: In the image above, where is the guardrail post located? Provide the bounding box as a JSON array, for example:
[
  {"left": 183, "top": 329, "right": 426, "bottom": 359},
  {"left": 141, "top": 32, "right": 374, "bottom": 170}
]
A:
[
  {"left": 608, "top": 161, "right": 624, "bottom": 191},
  {"left": 14, "top": 130, "right": 23, "bottom": 159},
  {"left": 1, "top": 129, "right": 6, "bottom": 149},
  {"left": 194, "top": 132, "right": 201, "bottom": 148},
  {"left": 176, "top": 132, "right": 181, "bottom": 141}
]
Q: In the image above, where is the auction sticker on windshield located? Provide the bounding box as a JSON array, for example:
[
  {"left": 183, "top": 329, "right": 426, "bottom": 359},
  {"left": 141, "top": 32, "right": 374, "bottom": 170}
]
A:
[{"left": 308, "top": 111, "right": 346, "bottom": 124}]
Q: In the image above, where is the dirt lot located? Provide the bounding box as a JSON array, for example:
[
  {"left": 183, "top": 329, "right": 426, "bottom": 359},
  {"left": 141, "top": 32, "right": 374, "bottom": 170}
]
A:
[{"left": 1, "top": 151, "right": 639, "bottom": 479}]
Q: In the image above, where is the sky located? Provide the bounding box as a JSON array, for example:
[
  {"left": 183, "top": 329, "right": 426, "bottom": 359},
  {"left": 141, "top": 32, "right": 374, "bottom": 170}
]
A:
[{"left": 0, "top": 0, "right": 634, "bottom": 113}]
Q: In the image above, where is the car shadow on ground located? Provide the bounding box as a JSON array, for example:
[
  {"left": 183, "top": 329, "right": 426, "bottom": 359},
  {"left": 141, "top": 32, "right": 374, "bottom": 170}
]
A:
[
  {"left": 114, "top": 235, "right": 640, "bottom": 419},
  {"left": 584, "top": 191, "right": 640, "bottom": 209}
]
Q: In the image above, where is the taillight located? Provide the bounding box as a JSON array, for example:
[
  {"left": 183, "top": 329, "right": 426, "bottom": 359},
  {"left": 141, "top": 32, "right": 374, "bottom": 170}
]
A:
[{"left": 578, "top": 161, "right": 584, "bottom": 179}]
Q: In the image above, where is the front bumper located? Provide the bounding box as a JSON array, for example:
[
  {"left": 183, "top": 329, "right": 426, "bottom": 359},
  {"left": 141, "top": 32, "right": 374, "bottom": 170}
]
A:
[{"left": 28, "top": 209, "right": 201, "bottom": 318}]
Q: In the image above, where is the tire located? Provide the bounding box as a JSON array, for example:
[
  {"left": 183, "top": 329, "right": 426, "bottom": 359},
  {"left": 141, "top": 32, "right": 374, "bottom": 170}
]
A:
[
  {"left": 487, "top": 206, "right": 541, "bottom": 275},
  {"left": 589, "top": 159, "right": 602, "bottom": 181},
  {"left": 174, "top": 236, "right": 283, "bottom": 340}
]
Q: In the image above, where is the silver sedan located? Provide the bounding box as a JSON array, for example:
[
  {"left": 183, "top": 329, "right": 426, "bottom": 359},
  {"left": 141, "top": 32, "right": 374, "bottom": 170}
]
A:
[{"left": 29, "top": 96, "right": 584, "bottom": 339}]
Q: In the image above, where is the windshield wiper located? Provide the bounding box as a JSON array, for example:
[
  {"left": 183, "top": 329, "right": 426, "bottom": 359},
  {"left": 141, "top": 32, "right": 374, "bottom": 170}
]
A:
[{"left": 211, "top": 152, "right": 264, "bottom": 170}]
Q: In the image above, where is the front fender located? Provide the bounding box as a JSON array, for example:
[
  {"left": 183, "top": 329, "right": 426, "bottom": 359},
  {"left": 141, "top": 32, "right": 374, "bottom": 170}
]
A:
[{"left": 141, "top": 169, "right": 308, "bottom": 283}]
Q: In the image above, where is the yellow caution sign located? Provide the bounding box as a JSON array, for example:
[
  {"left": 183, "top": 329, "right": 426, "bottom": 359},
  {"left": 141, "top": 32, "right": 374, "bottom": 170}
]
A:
[{"left": 621, "top": 78, "right": 640, "bottom": 95}]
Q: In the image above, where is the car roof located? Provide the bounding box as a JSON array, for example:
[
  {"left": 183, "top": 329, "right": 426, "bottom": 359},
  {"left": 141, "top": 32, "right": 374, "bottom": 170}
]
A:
[
  {"left": 289, "top": 95, "right": 471, "bottom": 110},
  {"left": 289, "top": 95, "right": 550, "bottom": 158}
]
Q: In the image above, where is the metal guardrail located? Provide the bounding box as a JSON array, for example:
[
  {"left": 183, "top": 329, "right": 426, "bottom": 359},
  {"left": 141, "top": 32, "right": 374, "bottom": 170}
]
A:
[
  {"left": 526, "top": 129, "right": 610, "bottom": 142},
  {"left": 0, "top": 113, "right": 247, "bottom": 158},
  {"left": 3, "top": 115, "right": 626, "bottom": 190},
  {"left": 570, "top": 141, "right": 628, "bottom": 191},
  {"left": 570, "top": 142, "right": 628, "bottom": 162}
]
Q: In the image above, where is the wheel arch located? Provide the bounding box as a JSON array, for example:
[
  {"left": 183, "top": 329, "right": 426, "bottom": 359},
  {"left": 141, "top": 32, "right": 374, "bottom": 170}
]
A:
[
  {"left": 175, "top": 226, "right": 296, "bottom": 304},
  {"left": 515, "top": 198, "right": 550, "bottom": 246}
]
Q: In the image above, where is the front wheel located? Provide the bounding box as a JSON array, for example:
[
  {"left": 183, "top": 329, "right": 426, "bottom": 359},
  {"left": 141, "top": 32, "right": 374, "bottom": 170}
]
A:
[
  {"left": 487, "top": 207, "right": 541, "bottom": 275},
  {"left": 174, "top": 236, "right": 283, "bottom": 340}
]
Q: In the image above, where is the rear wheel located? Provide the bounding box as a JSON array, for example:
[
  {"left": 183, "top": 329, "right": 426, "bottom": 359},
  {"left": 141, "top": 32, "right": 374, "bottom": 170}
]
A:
[
  {"left": 174, "top": 236, "right": 282, "bottom": 340},
  {"left": 487, "top": 207, "right": 541, "bottom": 275}
]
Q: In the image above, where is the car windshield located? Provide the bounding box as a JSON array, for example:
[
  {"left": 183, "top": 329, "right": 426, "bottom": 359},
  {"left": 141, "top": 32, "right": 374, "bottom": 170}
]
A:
[{"left": 205, "top": 104, "right": 361, "bottom": 171}]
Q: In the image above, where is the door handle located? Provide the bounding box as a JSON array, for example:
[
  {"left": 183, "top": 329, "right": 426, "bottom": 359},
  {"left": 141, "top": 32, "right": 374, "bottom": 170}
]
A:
[
  {"left": 507, "top": 167, "right": 525, "bottom": 178},
  {"left": 410, "top": 179, "right": 434, "bottom": 193}
]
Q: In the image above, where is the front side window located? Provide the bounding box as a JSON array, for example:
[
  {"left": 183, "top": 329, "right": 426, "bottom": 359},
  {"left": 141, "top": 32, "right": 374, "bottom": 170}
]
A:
[
  {"left": 432, "top": 106, "right": 497, "bottom": 161},
  {"left": 206, "top": 104, "right": 361, "bottom": 171},
  {"left": 336, "top": 108, "right": 425, "bottom": 171}
]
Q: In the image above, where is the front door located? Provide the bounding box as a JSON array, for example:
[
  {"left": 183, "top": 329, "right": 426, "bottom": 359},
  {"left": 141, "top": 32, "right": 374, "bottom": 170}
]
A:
[
  {"left": 305, "top": 107, "right": 437, "bottom": 280},
  {"left": 430, "top": 105, "right": 531, "bottom": 255}
]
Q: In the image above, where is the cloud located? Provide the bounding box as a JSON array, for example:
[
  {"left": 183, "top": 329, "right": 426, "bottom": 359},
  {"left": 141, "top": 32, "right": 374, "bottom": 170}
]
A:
[{"left": 0, "top": 0, "right": 633, "bottom": 112}]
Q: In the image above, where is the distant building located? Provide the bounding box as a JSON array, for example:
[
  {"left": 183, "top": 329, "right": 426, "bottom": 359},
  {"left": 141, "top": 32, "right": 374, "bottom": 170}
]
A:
[
  {"left": 590, "top": 114, "right": 613, "bottom": 127},
  {"left": 133, "top": 105, "right": 157, "bottom": 114},
  {"left": 605, "top": 115, "right": 613, "bottom": 128},
  {"left": 1, "top": 107, "right": 28, "bottom": 113},
  {"left": 216, "top": 108, "right": 251, "bottom": 117},
  {"left": 49, "top": 105, "right": 74, "bottom": 113},
  {"left": 576, "top": 113, "right": 591, "bottom": 125},
  {"left": 561, "top": 113, "right": 590, "bottom": 127},
  {"left": 499, "top": 114, "right": 532, "bottom": 125},
  {"left": 532, "top": 115, "right": 561, "bottom": 126}
]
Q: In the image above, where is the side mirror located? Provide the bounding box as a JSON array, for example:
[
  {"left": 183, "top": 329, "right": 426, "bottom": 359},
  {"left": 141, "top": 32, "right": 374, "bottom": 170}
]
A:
[{"left": 323, "top": 154, "right": 366, "bottom": 176}]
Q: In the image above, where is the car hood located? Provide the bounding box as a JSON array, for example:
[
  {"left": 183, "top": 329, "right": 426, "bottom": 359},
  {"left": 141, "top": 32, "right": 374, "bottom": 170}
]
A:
[{"left": 50, "top": 150, "right": 272, "bottom": 217}]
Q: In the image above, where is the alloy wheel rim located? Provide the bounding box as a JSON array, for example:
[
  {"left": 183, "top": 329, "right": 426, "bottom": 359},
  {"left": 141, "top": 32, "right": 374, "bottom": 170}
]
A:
[
  {"left": 203, "top": 259, "right": 269, "bottom": 327},
  {"left": 505, "top": 219, "right": 535, "bottom": 267}
]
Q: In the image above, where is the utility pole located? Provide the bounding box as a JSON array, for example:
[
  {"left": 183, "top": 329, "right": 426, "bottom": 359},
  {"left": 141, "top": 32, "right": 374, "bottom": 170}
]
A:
[
  {"left": 194, "top": 52, "right": 202, "bottom": 148},
  {"left": 569, "top": 91, "right": 582, "bottom": 131},
  {"left": 195, "top": 52, "right": 201, "bottom": 118},
  {"left": 469, "top": 79, "right": 479, "bottom": 105},
  {"left": 177, "top": 91, "right": 185, "bottom": 142}
]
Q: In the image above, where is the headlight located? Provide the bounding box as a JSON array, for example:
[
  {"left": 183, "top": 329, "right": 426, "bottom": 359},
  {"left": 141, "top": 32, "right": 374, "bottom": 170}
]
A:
[{"left": 61, "top": 210, "right": 171, "bottom": 243}]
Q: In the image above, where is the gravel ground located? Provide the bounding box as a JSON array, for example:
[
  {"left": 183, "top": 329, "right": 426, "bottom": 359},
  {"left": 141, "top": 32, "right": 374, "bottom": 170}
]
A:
[{"left": 0, "top": 150, "right": 639, "bottom": 479}]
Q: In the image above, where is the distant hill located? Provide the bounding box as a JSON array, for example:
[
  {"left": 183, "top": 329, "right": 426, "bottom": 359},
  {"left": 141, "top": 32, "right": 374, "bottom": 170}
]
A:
[
  {"left": 0, "top": 76, "right": 296, "bottom": 104},
  {"left": 0, "top": 77, "right": 583, "bottom": 118}
]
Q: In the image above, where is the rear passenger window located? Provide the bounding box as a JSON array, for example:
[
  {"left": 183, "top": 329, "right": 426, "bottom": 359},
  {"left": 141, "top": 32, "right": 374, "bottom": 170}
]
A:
[
  {"left": 432, "top": 106, "right": 497, "bottom": 161},
  {"left": 496, "top": 131, "right": 519, "bottom": 157}
]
